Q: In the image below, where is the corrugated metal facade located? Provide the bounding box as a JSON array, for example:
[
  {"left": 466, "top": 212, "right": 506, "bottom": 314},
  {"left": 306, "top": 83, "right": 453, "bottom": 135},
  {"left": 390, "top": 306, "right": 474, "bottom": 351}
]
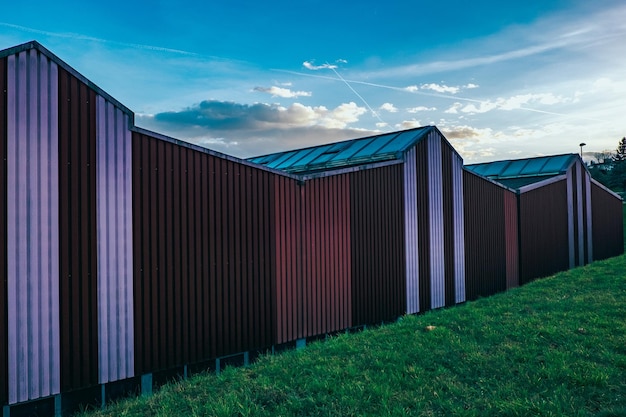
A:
[
  {"left": 7, "top": 49, "right": 61, "bottom": 404},
  {"left": 0, "top": 56, "right": 8, "bottom": 406},
  {"left": 1, "top": 41, "right": 624, "bottom": 413},
  {"left": 518, "top": 179, "right": 570, "bottom": 284},
  {"left": 463, "top": 170, "right": 519, "bottom": 300},
  {"left": 132, "top": 132, "right": 276, "bottom": 373},
  {"left": 96, "top": 96, "right": 134, "bottom": 384},
  {"left": 58, "top": 65, "right": 100, "bottom": 394},
  {"left": 405, "top": 132, "right": 465, "bottom": 313},
  {"left": 591, "top": 181, "right": 624, "bottom": 260},
  {"left": 350, "top": 164, "right": 405, "bottom": 325},
  {"left": 299, "top": 175, "right": 351, "bottom": 339}
]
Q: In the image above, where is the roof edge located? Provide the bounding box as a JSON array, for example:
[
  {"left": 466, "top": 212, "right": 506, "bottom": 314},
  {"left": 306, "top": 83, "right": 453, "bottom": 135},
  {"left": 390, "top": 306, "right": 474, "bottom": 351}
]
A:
[
  {"left": 517, "top": 174, "right": 568, "bottom": 194},
  {"left": 0, "top": 40, "right": 135, "bottom": 123}
]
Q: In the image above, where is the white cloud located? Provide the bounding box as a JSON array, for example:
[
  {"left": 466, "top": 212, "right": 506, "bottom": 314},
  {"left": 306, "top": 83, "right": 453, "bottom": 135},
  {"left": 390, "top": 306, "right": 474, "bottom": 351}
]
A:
[
  {"left": 379, "top": 102, "right": 398, "bottom": 113},
  {"left": 253, "top": 86, "right": 312, "bottom": 98},
  {"left": 404, "top": 85, "right": 419, "bottom": 92},
  {"left": 407, "top": 106, "right": 436, "bottom": 113},
  {"left": 397, "top": 119, "right": 422, "bottom": 129},
  {"left": 420, "top": 83, "right": 460, "bottom": 94},
  {"left": 464, "top": 83, "right": 479, "bottom": 89},
  {"left": 376, "top": 122, "right": 388, "bottom": 128},
  {"left": 303, "top": 61, "right": 338, "bottom": 70},
  {"left": 444, "top": 103, "right": 463, "bottom": 114}
]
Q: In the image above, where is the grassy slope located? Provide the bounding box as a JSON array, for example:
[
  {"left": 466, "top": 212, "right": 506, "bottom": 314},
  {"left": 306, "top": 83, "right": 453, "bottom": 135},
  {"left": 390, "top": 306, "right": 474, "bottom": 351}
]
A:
[{"left": 81, "top": 207, "right": 626, "bottom": 417}]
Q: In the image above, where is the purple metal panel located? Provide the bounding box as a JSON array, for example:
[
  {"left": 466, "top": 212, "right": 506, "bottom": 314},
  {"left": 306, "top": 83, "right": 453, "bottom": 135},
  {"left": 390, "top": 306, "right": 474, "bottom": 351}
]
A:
[
  {"left": 427, "top": 132, "right": 445, "bottom": 309},
  {"left": 451, "top": 149, "right": 465, "bottom": 303},
  {"left": 519, "top": 180, "right": 569, "bottom": 284},
  {"left": 0, "top": 56, "right": 7, "bottom": 406},
  {"left": 58, "top": 66, "right": 99, "bottom": 392},
  {"left": 404, "top": 147, "right": 419, "bottom": 314},
  {"left": 96, "top": 96, "right": 134, "bottom": 383},
  {"left": 566, "top": 169, "right": 575, "bottom": 268},
  {"left": 591, "top": 181, "right": 624, "bottom": 260},
  {"left": 6, "top": 50, "right": 61, "bottom": 404},
  {"left": 575, "top": 162, "right": 585, "bottom": 266},
  {"left": 441, "top": 142, "right": 455, "bottom": 307}
]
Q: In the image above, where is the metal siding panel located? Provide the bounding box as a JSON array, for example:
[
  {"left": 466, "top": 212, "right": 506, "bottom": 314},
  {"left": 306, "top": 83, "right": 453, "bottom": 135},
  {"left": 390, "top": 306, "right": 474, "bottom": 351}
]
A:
[
  {"left": 452, "top": 154, "right": 465, "bottom": 304},
  {"left": 6, "top": 51, "right": 61, "bottom": 404},
  {"left": 404, "top": 147, "right": 419, "bottom": 314},
  {"left": 0, "top": 56, "right": 7, "bottom": 406},
  {"left": 416, "top": 139, "right": 431, "bottom": 311},
  {"left": 566, "top": 169, "right": 575, "bottom": 268},
  {"left": 585, "top": 173, "right": 593, "bottom": 263},
  {"left": 504, "top": 191, "right": 520, "bottom": 289},
  {"left": 591, "top": 182, "right": 624, "bottom": 260},
  {"left": 575, "top": 163, "right": 585, "bottom": 266},
  {"left": 441, "top": 143, "right": 455, "bottom": 307},
  {"left": 427, "top": 133, "right": 445, "bottom": 309},
  {"left": 96, "top": 97, "right": 134, "bottom": 383},
  {"left": 519, "top": 180, "right": 569, "bottom": 284}
]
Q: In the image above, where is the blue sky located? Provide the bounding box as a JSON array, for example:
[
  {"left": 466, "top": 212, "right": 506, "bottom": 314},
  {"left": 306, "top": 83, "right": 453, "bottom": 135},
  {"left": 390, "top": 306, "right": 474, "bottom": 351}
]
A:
[{"left": 2, "top": 0, "right": 625, "bottom": 162}]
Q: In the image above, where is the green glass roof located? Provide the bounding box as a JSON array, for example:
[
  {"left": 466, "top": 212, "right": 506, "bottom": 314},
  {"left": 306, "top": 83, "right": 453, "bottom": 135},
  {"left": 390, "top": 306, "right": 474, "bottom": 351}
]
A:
[
  {"left": 247, "top": 126, "right": 433, "bottom": 174},
  {"left": 465, "top": 154, "right": 578, "bottom": 188}
]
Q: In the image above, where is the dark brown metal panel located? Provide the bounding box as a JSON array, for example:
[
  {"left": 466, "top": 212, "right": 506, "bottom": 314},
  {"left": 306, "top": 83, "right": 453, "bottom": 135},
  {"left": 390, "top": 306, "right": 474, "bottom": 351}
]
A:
[
  {"left": 57, "top": 68, "right": 99, "bottom": 391},
  {"left": 415, "top": 139, "right": 431, "bottom": 311},
  {"left": 519, "top": 180, "right": 569, "bottom": 284},
  {"left": 350, "top": 164, "right": 405, "bottom": 326},
  {"left": 462, "top": 170, "right": 508, "bottom": 300},
  {"left": 591, "top": 183, "right": 624, "bottom": 260},
  {"left": 504, "top": 190, "right": 519, "bottom": 289},
  {"left": 571, "top": 166, "right": 579, "bottom": 266},
  {"left": 441, "top": 143, "right": 456, "bottom": 306},
  {"left": 0, "top": 56, "right": 7, "bottom": 406}
]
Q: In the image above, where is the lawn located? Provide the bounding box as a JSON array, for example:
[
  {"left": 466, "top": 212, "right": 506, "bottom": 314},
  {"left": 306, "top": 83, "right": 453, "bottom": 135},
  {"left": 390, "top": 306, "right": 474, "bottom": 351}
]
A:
[{"left": 80, "top": 243, "right": 626, "bottom": 417}]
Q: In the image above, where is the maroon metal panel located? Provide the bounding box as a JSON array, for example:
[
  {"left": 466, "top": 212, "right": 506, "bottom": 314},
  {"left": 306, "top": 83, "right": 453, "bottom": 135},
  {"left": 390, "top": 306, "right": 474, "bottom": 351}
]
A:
[
  {"left": 350, "top": 164, "right": 405, "bottom": 325},
  {"left": 132, "top": 131, "right": 276, "bottom": 373},
  {"left": 463, "top": 170, "right": 508, "bottom": 300},
  {"left": 57, "top": 68, "right": 99, "bottom": 391},
  {"left": 302, "top": 175, "right": 351, "bottom": 337},
  {"left": 519, "top": 180, "right": 569, "bottom": 284},
  {"left": 0, "top": 56, "right": 7, "bottom": 405},
  {"left": 591, "top": 183, "right": 624, "bottom": 260}
]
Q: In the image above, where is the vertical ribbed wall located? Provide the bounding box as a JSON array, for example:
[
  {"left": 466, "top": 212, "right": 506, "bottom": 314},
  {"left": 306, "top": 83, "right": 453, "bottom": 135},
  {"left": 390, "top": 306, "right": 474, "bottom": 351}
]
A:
[
  {"left": 58, "top": 66, "right": 100, "bottom": 392},
  {"left": 463, "top": 170, "right": 508, "bottom": 300},
  {"left": 427, "top": 133, "right": 445, "bottom": 309},
  {"left": 273, "top": 175, "right": 302, "bottom": 344},
  {"left": 591, "top": 182, "right": 624, "bottom": 260},
  {"left": 96, "top": 96, "right": 134, "bottom": 383},
  {"left": 519, "top": 180, "right": 569, "bottom": 284},
  {"left": 6, "top": 50, "right": 61, "bottom": 404},
  {"left": 300, "top": 175, "right": 352, "bottom": 339},
  {"left": 451, "top": 153, "right": 465, "bottom": 304},
  {"left": 351, "top": 164, "right": 406, "bottom": 325},
  {"left": 504, "top": 191, "right": 519, "bottom": 289},
  {"left": 0, "top": 57, "right": 8, "bottom": 406},
  {"left": 132, "top": 132, "right": 275, "bottom": 373},
  {"left": 585, "top": 173, "right": 593, "bottom": 263},
  {"left": 404, "top": 147, "right": 419, "bottom": 314}
]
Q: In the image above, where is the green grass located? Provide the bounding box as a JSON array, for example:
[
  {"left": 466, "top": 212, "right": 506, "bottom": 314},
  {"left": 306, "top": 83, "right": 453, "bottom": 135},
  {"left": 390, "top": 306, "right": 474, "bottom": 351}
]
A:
[{"left": 80, "top": 249, "right": 626, "bottom": 417}]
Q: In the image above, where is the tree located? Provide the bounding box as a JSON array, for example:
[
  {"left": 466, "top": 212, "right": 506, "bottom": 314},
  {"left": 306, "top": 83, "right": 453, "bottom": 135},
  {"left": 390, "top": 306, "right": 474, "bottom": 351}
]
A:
[{"left": 614, "top": 137, "right": 626, "bottom": 162}]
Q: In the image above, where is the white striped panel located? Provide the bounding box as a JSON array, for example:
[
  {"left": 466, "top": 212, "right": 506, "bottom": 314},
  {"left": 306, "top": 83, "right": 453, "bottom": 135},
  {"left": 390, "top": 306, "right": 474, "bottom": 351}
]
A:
[
  {"left": 451, "top": 154, "right": 465, "bottom": 304},
  {"left": 7, "top": 50, "right": 60, "bottom": 404},
  {"left": 585, "top": 171, "right": 593, "bottom": 262},
  {"left": 428, "top": 133, "right": 445, "bottom": 309},
  {"left": 575, "top": 162, "right": 584, "bottom": 266},
  {"left": 404, "top": 146, "right": 419, "bottom": 314},
  {"left": 97, "top": 96, "right": 135, "bottom": 383},
  {"left": 566, "top": 169, "right": 575, "bottom": 268}
]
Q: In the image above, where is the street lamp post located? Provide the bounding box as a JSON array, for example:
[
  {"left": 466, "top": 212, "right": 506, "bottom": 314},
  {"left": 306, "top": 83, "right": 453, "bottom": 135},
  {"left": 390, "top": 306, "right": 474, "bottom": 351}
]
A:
[{"left": 579, "top": 142, "right": 586, "bottom": 158}]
